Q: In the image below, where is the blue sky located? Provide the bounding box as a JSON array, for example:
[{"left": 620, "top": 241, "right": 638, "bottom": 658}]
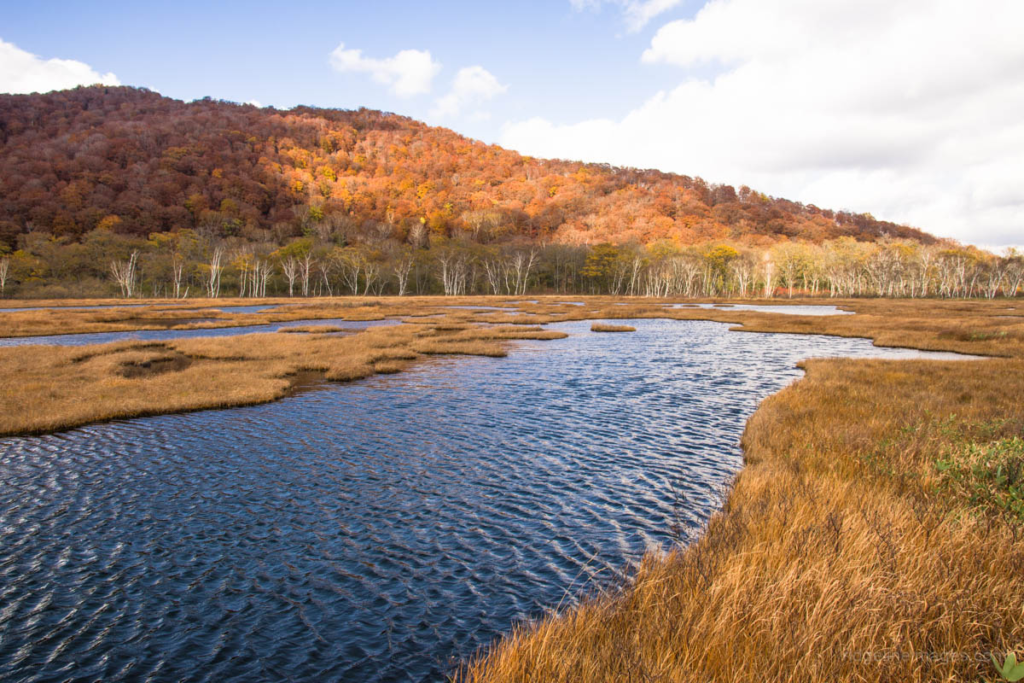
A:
[
  {"left": 1, "top": 0, "right": 703, "bottom": 142},
  {"left": 2, "top": 0, "right": 1022, "bottom": 248}
]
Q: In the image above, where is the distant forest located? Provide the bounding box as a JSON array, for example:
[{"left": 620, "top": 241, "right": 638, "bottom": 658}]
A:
[{"left": 0, "top": 86, "right": 1017, "bottom": 299}]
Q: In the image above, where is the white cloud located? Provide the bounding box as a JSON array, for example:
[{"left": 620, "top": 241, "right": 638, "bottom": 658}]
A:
[
  {"left": 328, "top": 43, "right": 441, "bottom": 97},
  {"left": 431, "top": 66, "right": 508, "bottom": 119},
  {"left": 0, "top": 38, "right": 120, "bottom": 94},
  {"left": 570, "top": 0, "right": 684, "bottom": 32},
  {"left": 506, "top": 0, "right": 1024, "bottom": 248},
  {"left": 246, "top": 99, "right": 262, "bottom": 107}
]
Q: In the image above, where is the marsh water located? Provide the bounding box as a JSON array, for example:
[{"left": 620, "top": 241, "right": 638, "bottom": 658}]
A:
[
  {"left": 0, "top": 319, "right": 972, "bottom": 681},
  {"left": 0, "top": 304, "right": 287, "bottom": 314},
  {"left": 668, "top": 302, "right": 853, "bottom": 315},
  {"left": 0, "top": 303, "right": 847, "bottom": 348},
  {"left": 0, "top": 318, "right": 399, "bottom": 347}
]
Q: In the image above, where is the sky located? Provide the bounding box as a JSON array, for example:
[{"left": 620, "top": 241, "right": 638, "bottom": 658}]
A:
[{"left": 1, "top": 0, "right": 1022, "bottom": 249}]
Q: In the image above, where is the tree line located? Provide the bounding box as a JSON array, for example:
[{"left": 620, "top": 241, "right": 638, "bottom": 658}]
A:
[
  {"left": 1, "top": 229, "right": 1019, "bottom": 300},
  {"left": 3, "top": 87, "right": 1013, "bottom": 302}
]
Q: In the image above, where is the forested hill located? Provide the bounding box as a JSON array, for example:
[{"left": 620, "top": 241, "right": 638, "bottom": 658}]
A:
[{"left": 0, "top": 85, "right": 937, "bottom": 252}]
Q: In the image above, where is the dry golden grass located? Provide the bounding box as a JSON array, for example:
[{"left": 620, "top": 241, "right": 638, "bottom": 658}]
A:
[
  {"left": 0, "top": 306, "right": 236, "bottom": 337},
  {"left": 590, "top": 323, "right": 636, "bottom": 332},
  {"left": 0, "top": 320, "right": 566, "bottom": 436},
  {"left": 5, "top": 296, "right": 1023, "bottom": 437},
  {"left": 7, "top": 294, "right": 1017, "bottom": 349},
  {"left": 5, "top": 295, "right": 1024, "bottom": 681},
  {"left": 460, "top": 306, "right": 1024, "bottom": 683},
  {"left": 0, "top": 295, "right": 574, "bottom": 337}
]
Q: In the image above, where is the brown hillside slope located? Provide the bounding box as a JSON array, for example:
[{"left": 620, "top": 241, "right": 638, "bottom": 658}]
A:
[{"left": 0, "top": 86, "right": 936, "bottom": 251}]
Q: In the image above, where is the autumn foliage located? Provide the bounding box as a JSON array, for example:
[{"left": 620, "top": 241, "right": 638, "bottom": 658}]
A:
[{"left": 0, "top": 86, "right": 936, "bottom": 253}]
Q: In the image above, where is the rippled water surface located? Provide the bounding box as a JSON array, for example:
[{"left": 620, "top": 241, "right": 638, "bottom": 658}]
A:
[
  {"left": 0, "top": 303, "right": 286, "bottom": 314},
  {"left": 0, "top": 318, "right": 398, "bottom": 347},
  {"left": 668, "top": 302, "right": 853, "bottom": 315},
  {"left": 0, "top": 320, "right": 969, "bottom": 681}
]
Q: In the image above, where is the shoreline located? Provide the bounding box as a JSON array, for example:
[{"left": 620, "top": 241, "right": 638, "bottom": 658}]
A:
[
  {"left": 1, "top": 296, "right": 1021, "bottom": 679},
  {"left": 458, "top": 301, "right": 1024, "bottom": 682},
  {"left": 2, "top": 296, "right": 1017, "bottom": 438}
]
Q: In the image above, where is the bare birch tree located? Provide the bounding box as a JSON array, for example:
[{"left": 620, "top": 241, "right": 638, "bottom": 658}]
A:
[
  {"left": 482, "top": 257, "right": 503, "bottom": 294},
  {"left": 362, "top": 261, "right": 380, "bottom": 296},
  {"left": 337, "top": 249, "right": 363, "bottom": 295},
  {"left": 300, "top": 252, "right": 314, "bottom": 297},
  {"left": 206, "top": 247, "right": 223, "bottom": 298},
  {"left": 510, "top": 249, "right": 537, "bottom": 296},
  {"left": 243, "top": 256, "right": 271, "bottom": 298},
  {"left": 171, "top": 256, "right": 189, "bottom": 298},
  {"left": 729, "top": 255, "right": 755, "bottom": 298},
  {"left": 110, "top": 250, "right": 139, "bottom": 298},
  {"left": 0, "top": 256, "right": 9, "bottom": 298},
  {"left": 393, "top": 253, "right": 414, "bottom": 296},
  {"left": 317, "top": 257, "right": 335, "bottom": 296},
  {"left": 282, "top": 256, "right": 299, "bottom": 297},
  {"left": 437, "top": 249, "right": 470, "bottom": 296},
  {"left": 762, "top": 254, "right": 775, "bottom": 298}
]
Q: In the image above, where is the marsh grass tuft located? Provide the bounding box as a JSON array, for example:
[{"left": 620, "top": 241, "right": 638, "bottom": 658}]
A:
[
  {"left": 590, "top": 323, "right": 636, "bottom": 333},
  {"left": 116, "top": 351, "right": 192, "bottom": 378},
  {"left": 0, "top": 316, "right": 567, "bottom": 436}
]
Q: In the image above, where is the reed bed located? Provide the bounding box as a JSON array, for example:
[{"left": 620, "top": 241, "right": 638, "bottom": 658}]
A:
[
  {"left": 591, "top": 323, "right": 636, "bottom": 332},
  {"left": 460, "top": 306, "right": 1024, "bottom": 683}
]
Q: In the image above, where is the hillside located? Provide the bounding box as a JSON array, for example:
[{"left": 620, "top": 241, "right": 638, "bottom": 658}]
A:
[{"left": 0, "top": 86, "right": 936, "bottom": 253}]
